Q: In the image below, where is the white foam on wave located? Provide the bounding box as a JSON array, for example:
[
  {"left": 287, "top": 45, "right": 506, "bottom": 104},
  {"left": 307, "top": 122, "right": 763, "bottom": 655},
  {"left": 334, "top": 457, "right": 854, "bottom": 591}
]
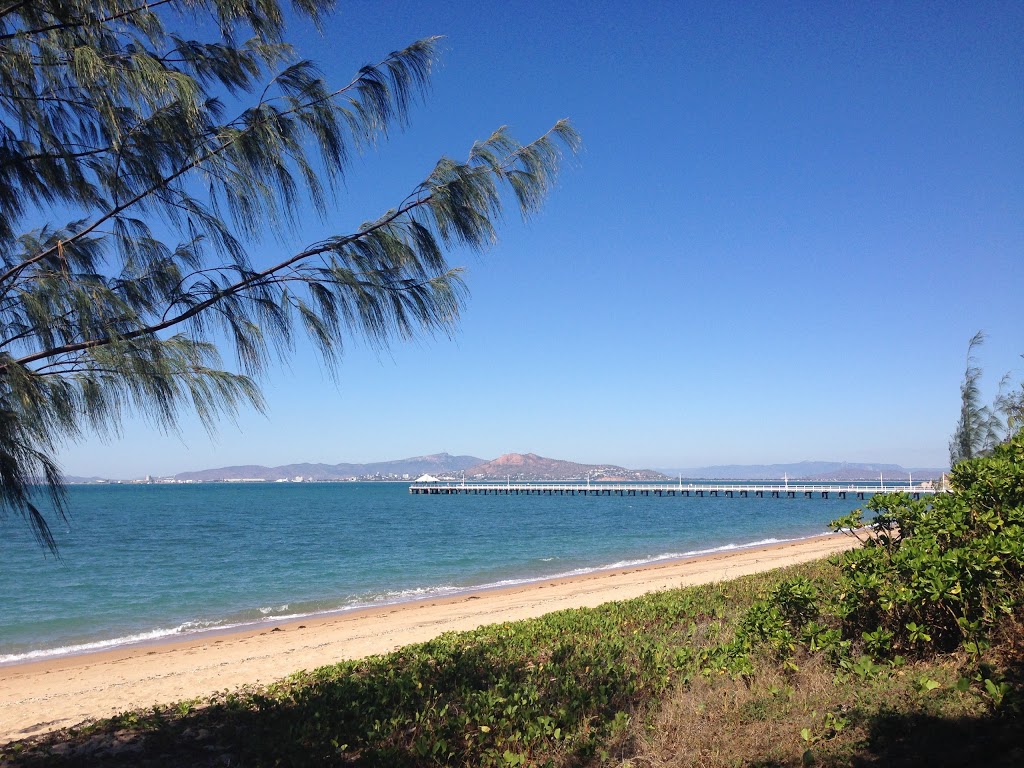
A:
[
  {"left": 355, "top": 534, "right": 823, "bottom": 597},
  {"left": 370, "top": 585, "right": 460, "bottom": 601},
  {"left": 258, "top": 604, "right": 289, "bottom": 615},
  {"left": 0, "top": 602, "right": 330, "bottom": 665},
  {"left": 0, "top": 625, "right": 187, "bottom": 665},
  {"left": 615, "top": 536, "right": 788, "bottom": 567},
  {"left": 0, "top": 609, "right": 328, "bottom": 666}
]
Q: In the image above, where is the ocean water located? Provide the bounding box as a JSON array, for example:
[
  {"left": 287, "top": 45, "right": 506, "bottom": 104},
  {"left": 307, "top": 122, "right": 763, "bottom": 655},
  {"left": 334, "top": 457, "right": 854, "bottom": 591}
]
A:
[{"left": 0, "top": 482, "right": 863, "bottom": 664}]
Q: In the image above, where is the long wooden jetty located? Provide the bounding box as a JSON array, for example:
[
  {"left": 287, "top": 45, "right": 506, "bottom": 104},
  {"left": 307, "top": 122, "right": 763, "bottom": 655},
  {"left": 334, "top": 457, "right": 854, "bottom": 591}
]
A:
[{"left": 409, "top": 481, "right": 938, "bottom": 500}]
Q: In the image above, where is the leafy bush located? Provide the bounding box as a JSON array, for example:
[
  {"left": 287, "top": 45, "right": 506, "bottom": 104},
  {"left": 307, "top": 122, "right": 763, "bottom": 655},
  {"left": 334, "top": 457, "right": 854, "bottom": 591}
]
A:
[
  {"left": 719, "top": 434, "right": 1024, "bottom": 676},
  {"left": 732, "top": 577, "right": 820, "bottom": 655},
  {"left": 829, "top": 434, "right": 1024, "bottom": 658}
]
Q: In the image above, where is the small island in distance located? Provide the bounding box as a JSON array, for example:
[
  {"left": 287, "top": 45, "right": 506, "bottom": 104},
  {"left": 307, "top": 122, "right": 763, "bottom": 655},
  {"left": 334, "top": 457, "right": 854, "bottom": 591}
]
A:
[{"left": 67, "top": 452, "right": 947, "bottom": 484}]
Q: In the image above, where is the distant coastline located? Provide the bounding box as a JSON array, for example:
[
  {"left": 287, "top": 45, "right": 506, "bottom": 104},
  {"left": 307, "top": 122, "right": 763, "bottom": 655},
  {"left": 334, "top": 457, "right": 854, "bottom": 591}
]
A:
[{"left": 66, "top": 450, "right": 947, "bottom": 485}]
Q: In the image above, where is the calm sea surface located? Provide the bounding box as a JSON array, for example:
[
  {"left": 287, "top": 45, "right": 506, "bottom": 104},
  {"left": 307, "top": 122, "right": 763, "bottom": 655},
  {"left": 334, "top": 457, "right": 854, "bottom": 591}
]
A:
[{"left": 1, "top": 482, "right": 865, "bottom": 663}]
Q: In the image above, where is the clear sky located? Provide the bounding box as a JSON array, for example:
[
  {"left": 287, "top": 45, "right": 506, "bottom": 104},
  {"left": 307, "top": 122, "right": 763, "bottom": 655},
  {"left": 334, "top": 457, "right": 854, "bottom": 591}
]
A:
[{"left": 57, "top": 0, "right": 1022, "bottom": 478}]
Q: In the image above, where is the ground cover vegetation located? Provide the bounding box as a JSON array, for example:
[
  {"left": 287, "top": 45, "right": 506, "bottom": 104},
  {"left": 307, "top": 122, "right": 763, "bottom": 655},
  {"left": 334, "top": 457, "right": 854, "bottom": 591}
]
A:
[
  {"left": 0, "top": 1, "right": 579, "bottom": 550},
  {"left": 5, "top": 436, "right": 1023, "bottom": 766}
]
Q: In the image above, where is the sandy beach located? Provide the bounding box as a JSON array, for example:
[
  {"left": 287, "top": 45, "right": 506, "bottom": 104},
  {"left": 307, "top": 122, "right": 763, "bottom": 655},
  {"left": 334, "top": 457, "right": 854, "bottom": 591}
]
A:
[{"left": 0, "top": 533, "right": 853, "bottom": 744}]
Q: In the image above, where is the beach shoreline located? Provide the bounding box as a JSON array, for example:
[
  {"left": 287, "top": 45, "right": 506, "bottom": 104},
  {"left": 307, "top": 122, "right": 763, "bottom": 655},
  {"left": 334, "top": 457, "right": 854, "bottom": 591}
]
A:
[
  {"left": 0, "top": 532, "right": 854, "bottom": 745},
  {"left": 0, "top": 533, "right": 827, "bottom": 669},
  {"left": 0, "top": 532, "right": 834, "bottom": 669}
]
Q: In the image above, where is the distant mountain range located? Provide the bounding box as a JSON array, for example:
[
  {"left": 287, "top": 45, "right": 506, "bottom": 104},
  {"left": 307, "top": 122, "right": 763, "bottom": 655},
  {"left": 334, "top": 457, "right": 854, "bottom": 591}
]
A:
[
  {"left": 172, "top": 453, "right": 483, "bottom": 482},
  {"left": 167, "top": 452, "right": 668, "bottom": 483},
  {"left": 66, "top": 453, "right": 947, "bottom": 484},
  {"left": 463, "top": 453, "right": 667, "bottom": 482},
  {"left": 656, "top": 461, "right": 946, "bottom": 481},
  {"left": 64, "top": 475, "right": 106, "bottom": 484}
]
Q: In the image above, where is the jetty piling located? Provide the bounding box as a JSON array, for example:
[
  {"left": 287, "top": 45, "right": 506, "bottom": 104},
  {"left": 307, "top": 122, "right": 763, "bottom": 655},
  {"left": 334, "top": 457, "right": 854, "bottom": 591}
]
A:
[{"left": 409, "top": 481, "right": 936, "bottom": 499}]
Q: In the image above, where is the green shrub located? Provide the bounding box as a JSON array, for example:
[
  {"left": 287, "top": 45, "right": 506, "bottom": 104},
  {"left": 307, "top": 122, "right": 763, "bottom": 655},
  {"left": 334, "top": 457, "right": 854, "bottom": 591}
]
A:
[
  {"left": 829, "top": 434, "right": 1024, "bottom": 658},
  {"left": 719, "top": 435, "right": 1024, "bottom": 677}
]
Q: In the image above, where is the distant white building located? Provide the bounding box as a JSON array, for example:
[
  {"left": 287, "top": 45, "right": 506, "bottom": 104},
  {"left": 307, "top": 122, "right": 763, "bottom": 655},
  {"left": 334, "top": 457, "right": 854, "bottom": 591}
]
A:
[{"left": 415, "top": 474, "right": 440, "bottom": 482}]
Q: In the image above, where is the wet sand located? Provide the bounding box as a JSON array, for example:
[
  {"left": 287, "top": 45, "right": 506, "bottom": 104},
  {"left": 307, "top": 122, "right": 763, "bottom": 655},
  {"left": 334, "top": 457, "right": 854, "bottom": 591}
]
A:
[{"left": 0, "top": 533, "right": 854, "bottom": 744}]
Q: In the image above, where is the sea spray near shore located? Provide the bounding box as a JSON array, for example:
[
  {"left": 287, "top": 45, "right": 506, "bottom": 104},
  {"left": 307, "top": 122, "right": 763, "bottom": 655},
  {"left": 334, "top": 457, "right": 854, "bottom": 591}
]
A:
[{"left": 2, "top": 483, "right": 858, "bottom": 664}]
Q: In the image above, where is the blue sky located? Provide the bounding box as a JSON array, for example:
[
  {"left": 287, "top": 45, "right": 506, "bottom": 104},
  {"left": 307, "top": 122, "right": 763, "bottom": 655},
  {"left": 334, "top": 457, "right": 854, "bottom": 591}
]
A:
[{"left": 58, "top": 0, "right": 1022, "bottom": 477}]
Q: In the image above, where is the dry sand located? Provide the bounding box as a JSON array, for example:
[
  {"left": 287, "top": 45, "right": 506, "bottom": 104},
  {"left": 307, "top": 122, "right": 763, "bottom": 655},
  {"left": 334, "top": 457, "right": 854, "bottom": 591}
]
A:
[{"left": 0, "top": 533, "right": 854, "bottom": 744}]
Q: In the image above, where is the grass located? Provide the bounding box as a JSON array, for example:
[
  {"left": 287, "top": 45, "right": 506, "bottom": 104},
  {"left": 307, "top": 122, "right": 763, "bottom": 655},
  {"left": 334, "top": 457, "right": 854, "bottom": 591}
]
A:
[
  {"left": 625, "top": 636, "right": 1024, "bottom": 767},
  {"left": 2, "top": 556, "right": 1021, "bottom": 767}
]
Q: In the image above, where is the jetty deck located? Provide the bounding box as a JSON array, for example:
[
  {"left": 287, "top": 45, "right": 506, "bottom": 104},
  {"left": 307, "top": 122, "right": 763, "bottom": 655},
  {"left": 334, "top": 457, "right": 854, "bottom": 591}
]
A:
[{"left": 409, "top": 482, "right": 938, "bottom": 499}]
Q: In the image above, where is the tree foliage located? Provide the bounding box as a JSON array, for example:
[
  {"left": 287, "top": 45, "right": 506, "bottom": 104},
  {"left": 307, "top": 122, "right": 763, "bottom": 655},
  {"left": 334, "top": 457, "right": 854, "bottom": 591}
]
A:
[
  {"left": 995, "top": 361, "right": 1024, "bottom": 442},
  {"left": 949, "top": 331, "right": 1003, "bottom": 467},
  {"left": 0, "top": 1, "right": 580, "bottom": 549}
]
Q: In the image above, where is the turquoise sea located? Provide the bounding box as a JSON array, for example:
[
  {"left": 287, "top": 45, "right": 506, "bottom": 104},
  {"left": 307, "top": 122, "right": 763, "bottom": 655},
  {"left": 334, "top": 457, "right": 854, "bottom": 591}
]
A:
[{"left": 1, "top": 482, "right": 864, "bottom": 664}]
